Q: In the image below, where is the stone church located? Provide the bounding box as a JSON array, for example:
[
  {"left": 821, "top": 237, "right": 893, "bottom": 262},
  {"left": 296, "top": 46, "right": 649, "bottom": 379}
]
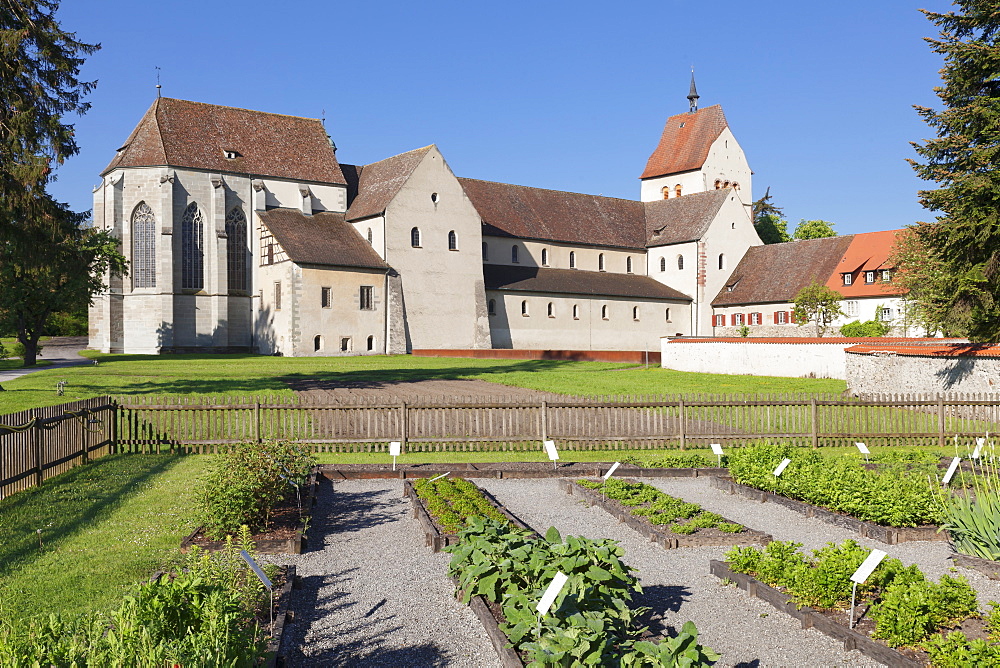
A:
[{"left": 89, "top": 84, "right": 761, "bottom": 355}]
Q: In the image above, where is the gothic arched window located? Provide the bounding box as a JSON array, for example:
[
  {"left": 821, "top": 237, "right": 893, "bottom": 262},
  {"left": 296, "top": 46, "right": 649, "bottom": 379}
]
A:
[
  {"left": 225, "top": 207, "right": 248, "bottom": 293},
  {"left": 659, "top": 256, "right": 666, "bottom": 272},
  {"left": 181, "top": 203, "right": 205, "bottom": 290},
  {"left": 131, "top": 202, "right": 156, "bottom": 289},
  {"left": 677, "top": 255, "right": 684, "bottom": 270}
]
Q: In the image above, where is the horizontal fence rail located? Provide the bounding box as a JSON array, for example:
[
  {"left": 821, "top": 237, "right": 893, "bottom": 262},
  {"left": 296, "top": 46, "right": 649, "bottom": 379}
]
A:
[
  {"left": 0, "top": 397, "right": 116, "bottom": 499},
  {"left": 112, "top": 392, "right": 1000, "bottom": 454},
  {"left": 5, "top": 392, "right": 1000, "bottom": 492}
]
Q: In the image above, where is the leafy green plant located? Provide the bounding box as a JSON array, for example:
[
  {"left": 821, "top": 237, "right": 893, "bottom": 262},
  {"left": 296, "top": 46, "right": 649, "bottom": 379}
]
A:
[
  {"left": 871, "top": 575, "right": 978, "bottom": 647},
  {"left": 198, "top": 440, "right": 315, "bottom": 539},
  {"left": 413, "top": 477, "right": 509, "bottom": 534},
  {"left": 577, "top": 478, "right": 743, "bottom": 535},
  {"left": 624, "top": 452, "right": 720, "bottom": 469},
  {"left": 727, "top": 442, "right": 941, "bottom": 527},
  {"left": 446, "top": 518, "right": 719, "bottom": 666},
  {"left": 840, "top": 319, "right": 890, "bottom": 337},
  {"left": 935, "top": 452, "right": 1000, "bottom": 560},
  {"left": 923, "top": 631, "right": 1000, "bottom": 667}
]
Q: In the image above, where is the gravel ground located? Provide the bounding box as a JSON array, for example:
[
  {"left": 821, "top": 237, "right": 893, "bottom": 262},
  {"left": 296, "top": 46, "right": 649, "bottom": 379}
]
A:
[
  {"left": 275, "top": 477, "right": 502, "bottom": 667},
  {"left": 478, "top": 477, "right": 890, "bottom": 668}
]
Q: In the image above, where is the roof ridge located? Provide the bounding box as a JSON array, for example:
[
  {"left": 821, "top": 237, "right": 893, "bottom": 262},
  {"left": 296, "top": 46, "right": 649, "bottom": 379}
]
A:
[
  {"left": 363, "top": 144, "right": 434, "bottom": 168},
  {"left": 457, "top": 176, "right": 638, "bottom": 204},
  {"left": 158, "top": 97, "right": 326, "bottom": 124}
]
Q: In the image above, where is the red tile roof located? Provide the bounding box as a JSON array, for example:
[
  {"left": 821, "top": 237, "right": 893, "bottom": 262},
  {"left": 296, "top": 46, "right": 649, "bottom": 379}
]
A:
[
  {"left": 460, "top": 178, "right": 648, "bottom": 249},
  {"left": 846, "top": 343, "right": 1000, "bottom": 358},
  {"left": 712, "top": 236, "right": 855, "bottom": 306},
  {"left": 345, "top": 146, "right": 434, "bottom": 221},
  {"left": 640, "top": 105, "right": 728, "bottom": 180},
  {"left": 257, "top": 208, "right": 388, "bottom": 270},
  {"left": 483, "top": 265, "right": 691, "bottom": 301},
  {"left": 102, "top": 98, "right": 345, "bottom": 184},
  {"left": 825, "top": 229, "right": 906, "bottom": 297}
]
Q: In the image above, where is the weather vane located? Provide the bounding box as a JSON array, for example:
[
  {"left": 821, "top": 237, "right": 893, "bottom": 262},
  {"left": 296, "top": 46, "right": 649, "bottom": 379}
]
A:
[{"left": 155, "top": 66, "right": 161, "bottom": 97}]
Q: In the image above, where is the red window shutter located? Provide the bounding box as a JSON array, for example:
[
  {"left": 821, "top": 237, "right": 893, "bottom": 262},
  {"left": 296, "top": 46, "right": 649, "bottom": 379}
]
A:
[
  {"left": 773, "top": 311, "right": 779, "bottom": 324},
  {"left": 729, "top": 314, "right": 735, "bottom": 326}
]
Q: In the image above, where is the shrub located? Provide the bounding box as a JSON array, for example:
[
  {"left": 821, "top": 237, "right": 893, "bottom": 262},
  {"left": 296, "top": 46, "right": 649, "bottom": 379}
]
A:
[
  {"left": 198, "top": 440, "right": 315, "bottom": 539},
  {"left": 840, "top": 319, "right": 890, "bottom": 337},
  {"left": 9, "top": 341, "right": 41, "bottom": 360},
  {"left": 45, "top": 311, "right": 89, "bottom": 336}
]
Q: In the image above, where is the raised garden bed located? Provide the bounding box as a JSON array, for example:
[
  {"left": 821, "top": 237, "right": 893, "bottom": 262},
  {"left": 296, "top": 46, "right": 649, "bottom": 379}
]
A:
[
  {"left": 264, "top": 564, "right": 298, "bottom": 668},
  {"left": 710, "top": 560, "right": 924, "bottom": 667},
  {"left": 323, "top": 462, "right": 726, "bottom": 480},
  {"left": 182, "top": 470, "right": 319, "bottom": 555},
  {"left": 950, "top": 552, "right": 1000, "bottom": 581},
  {"left": 404, "top": 478, "right": 535, "bottom": 551},
  {"left": 561, "top": 478, "right": 771, "bottom": 549},
  {"left": 455, "top": 579, "right": 524, "bottom": 668},
  {"left": 710, "top": 476, "right": 947, "bottom": 545}
]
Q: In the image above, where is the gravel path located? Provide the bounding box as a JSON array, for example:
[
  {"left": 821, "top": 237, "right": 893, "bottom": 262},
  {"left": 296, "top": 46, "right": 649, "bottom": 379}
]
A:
[
  {"left": 478, "top": 477, "right": 890, "bottom": 668},
  {"left": 276, "top": 478, "right": 502, "bottom": 667}
]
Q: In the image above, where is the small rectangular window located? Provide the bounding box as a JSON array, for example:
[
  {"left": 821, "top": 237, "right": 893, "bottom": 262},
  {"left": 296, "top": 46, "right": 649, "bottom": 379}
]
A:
[
  {"left": 321, "top": 287, "right": 332, "bottom": 308},
  {"left": 882, "top": 270, "right": 892, "bottom": 282},
  {"left": 341, "top": 337, "right": 351, "bottom": 352},
  {"left": 274, "top": 282, "right": 281, "bottom": 311},
  {"left": 777, "top": 311, "right": 788, "bottom": 324},
  {"left": 359, "top": 285, "right": 374, "bottom": 310},
  {"left": 865, "top": 271, "right": 875, "bottom": 284},
  {"left": 843, "top": 273, "right": 852, "bottom": 286}
]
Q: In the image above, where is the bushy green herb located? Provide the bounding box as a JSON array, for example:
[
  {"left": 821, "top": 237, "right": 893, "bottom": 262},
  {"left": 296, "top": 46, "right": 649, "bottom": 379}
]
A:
[
  {"left": 624, "top": 453, "right": 721, "bottom": 469},
  {"left": 871, "top": 575, "right": 978, "bottom": 648},
  {"left": 413, "top": 477, "right": 509, "bottom": 534},
  {"left": 0, "top": 529, "right": 272, "bottom": 665},
  {"left": 923, "top": 631, "right": 1000, "bottom": 667},
  {"left": 728, "top": 442, "right": 941, "bottom": 527},
  {"left": 577, "top": 478, "right": 743, "bottom": 535},
  {"left": 446, "top": 518, "right": 719, "bottom": 666},
  {"left": 198, "top": 440, "right": 315, "bottom": 539}
]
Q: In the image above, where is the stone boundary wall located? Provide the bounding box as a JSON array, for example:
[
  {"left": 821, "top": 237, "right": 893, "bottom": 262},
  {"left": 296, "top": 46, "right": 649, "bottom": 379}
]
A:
[
  {"left": 412, "top": 348, "right": 661, "bottom": 365},
  {"left": 846, "top": 347, "right": 1000, "bottom": 395},
  {"left": 660, "top": 340, "right": 854, "bottom": 379}
]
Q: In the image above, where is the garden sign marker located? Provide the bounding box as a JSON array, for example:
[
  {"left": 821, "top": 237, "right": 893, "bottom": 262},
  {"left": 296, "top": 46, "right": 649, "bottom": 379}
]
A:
[
  {"left": 544, "top": 440, "right": 559, "bottom": 470},
  {"left": 855, "top": 442, "right": 870, "bottom": 462},
  {"left": 973, "top": 438, "right": 985, "bottom": 459},
  {"left": 428, "top": 472, "right": 450, "bottom": 483},
  {"left": 849, "top": 549, "right": 887, "bottom": 629},
  {"left": 602, "top": 462, "right": 621, "bottom": 501},
  {"left": 536, "top": 571, "right": 569, "bottom": 636},
  {"left": 711, "top": 443, "right": 724, "bottom": 467},
  {"left": 240, "top": 549, "right": 274, "bottom": 629},
  {"left": 389, "top": 441, "right": 401, "bottom": 471},
  {"left": 943, "top": 457, "right": 961, "bottom": 486},
  {"left": 773, "top": 458, "right": 791, "bottom": 478}
]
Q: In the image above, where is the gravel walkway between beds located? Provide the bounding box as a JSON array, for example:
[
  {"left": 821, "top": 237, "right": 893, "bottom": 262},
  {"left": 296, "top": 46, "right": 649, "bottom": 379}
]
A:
[
  {"left": 477, "top": 477, "right": 888, "bottom": 668},
  {"left": 276, "top": 478, "right": 502, "bottom": 667}
]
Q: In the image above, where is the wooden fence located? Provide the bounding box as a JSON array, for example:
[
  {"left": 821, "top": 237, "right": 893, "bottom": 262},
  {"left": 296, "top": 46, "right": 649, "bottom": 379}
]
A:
[
  {"left": 114, "top": 392, "right": 1000, "bottom": 454},
  {"left": 0, "top": 397, "right": 116, "bottom": 499}
]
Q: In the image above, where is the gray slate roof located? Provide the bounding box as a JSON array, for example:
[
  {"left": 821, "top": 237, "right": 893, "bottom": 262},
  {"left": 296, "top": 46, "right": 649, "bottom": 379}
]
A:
[{"left": 483, "top": 265, "right": 691, "bottom": 301}]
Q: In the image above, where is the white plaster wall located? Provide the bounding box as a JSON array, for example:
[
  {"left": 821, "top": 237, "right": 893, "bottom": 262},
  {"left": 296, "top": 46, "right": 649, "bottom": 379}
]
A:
[
  {"left": 646, "top": 240, "right": 698, "bottom": 333},
  {"left": 490, "top": 292, "right": 689, "bottom": 350},
  {"left": 255, "top": 260, "right": 294, "bottom": 355},
  {"left": 639, "top": 127, "right": 752, "bottom": 204},
  {"left": 261, "top": 179, "right": 346, "bottom": 213},
  {"left": 350, "top": 215, "right": 386, "bottom": 260},
  {"left": 383, "top": 147, "right": 491, "bottom": 350},
  {"left": 482, "top": 236, "right": 643, "bottom": 274},
  {"left": 661, "top": 340, "right": 850, "bottom": 379},
  {"left": 640, "top": 170, "right": 704, "bottom": 203},
  {"left": 712, "top": 296, "right": 908, "bottom": 337}
]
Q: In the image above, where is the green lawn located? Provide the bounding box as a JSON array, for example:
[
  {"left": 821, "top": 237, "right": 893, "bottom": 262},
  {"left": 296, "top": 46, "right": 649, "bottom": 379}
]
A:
[
  {"left": 0, "top": 351, "right": 846, "bottom": 414},
  {"left": 0, "top": 454, "right": 208, "bottom": 622}
]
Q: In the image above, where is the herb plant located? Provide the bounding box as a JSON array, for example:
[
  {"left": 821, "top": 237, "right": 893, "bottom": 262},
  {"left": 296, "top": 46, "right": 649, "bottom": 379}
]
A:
[{"left": 413, "top": 477, "right": 509, "bottom": 534}]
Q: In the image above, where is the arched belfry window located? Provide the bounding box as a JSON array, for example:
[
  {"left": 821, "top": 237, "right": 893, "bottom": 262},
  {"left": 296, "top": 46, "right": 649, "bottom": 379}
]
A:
[
  {"left": 225, "top": 207, "right": 248, "bottom": 293},
  {"left": 661, "top": 186, "right": 670, "bottom": 200},
  {"left": 674, "top": 184, "right": 682, "bottom": 197},
  {"left": 181, "top": 203, "right": 205, "bottom": 290},
  {"left": 131, "top": 202, "right": 156, "bottom": 289}
]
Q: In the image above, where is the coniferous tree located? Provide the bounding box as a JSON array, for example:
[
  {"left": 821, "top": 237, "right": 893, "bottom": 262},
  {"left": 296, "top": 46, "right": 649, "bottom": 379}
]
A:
[
  {"left": 0, "top": 0, "right": 99, "bottom": 238},
  {"left": 752, "top": 188, "right": 791, "bottom": 244},
  {"left": 910, "top": 2, "right": 1000, "bottom": 341}
]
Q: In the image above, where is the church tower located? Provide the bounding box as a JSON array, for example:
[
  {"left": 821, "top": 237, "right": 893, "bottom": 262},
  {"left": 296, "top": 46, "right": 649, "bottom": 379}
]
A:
[{"left": 639, "top": 77, "right": 752, "bottom": 213}]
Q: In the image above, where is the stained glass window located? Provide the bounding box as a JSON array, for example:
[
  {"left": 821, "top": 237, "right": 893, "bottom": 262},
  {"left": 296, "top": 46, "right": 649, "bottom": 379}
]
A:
[
  {"left": 225, "top": 207, "right": 247, "bottom": 292},
  {"left": 131, "top": 202, "right": 156, "bottom": 289},
  {"left": 181, "top": 203, "right": 204, "bottom": 290}
]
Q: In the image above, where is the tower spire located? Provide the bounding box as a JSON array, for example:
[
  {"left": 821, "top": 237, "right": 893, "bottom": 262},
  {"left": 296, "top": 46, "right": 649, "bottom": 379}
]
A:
[{"left": 687, "top": 68, "right": 699, "bottom": 113}]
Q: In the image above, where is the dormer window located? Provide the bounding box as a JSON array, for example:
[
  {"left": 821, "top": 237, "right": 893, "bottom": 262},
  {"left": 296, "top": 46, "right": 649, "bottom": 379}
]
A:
[
  {"left": 882, "top": 269, "right": 892, "bottom": 282},
  {"left": 843, "top": 273, "right": 853, "bottom": 286},
  {"left": 865, "top": 271, "right": 875, "bottom": 284},
  {"left": 223, "top": 149, "right": 242, "bottom": 159}
]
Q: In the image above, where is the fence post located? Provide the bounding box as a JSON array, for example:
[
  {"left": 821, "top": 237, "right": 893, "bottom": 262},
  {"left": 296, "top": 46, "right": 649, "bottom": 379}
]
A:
[
  {"left": 810, "top": 397, "right": 819, "bottom": 449},
  {"left": 81, "top": 411, "right": 89, "bottom": 465},
  {"left": 254, "top": 402, "right": 262, "bottom": 443},
  {"left": 400, "top": 402, "right": 408, "bottom": 453},
  {"left": 938, "top": 394, "right": 946, "bottom": 447},
  {"left": 677, "top": 399, "right": 686, "bottom": 451},
  {"left": 540, "top": 401, "right": 548, "bottom": 442},
  {"left": 32, "top": 413, "right": 43, "bottom": 487},
  {"left": 111, "top": 402, "right": 119, "bottom": 454}
]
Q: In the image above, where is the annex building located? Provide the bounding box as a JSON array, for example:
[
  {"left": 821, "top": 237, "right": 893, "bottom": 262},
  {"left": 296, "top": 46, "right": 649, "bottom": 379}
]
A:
[{"left": 88, "top": 88, "right": 765, "bottom": 356}]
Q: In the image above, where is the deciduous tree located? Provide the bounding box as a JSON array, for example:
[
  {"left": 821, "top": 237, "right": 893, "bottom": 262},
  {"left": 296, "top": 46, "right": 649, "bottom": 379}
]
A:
[
  {"left": 888, "top": 225, "right": 957, "bottom": 336},
  {"left": 792, "top": 281, "right": 845, "bottom": 337},
  {"left": 793, "top": 219, "right": 837, "bottom": 240},
  {"left": 909, "top": 2, "right": 1000, "bottom": 342}
]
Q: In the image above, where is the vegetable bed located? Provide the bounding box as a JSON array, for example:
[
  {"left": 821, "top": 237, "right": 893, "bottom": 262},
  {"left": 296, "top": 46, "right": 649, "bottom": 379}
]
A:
[
  {"left": 713, "top": 540, "right": 1000, "bottom": 667},
  {"left": 562, "top": 478, "right": 772, "bottom": 549},
  {"left": 324, "top": 461, "right": 726, "bottom": 479},
  {"left": 404, "top": 477, "right": 534, "bottom": 551}
]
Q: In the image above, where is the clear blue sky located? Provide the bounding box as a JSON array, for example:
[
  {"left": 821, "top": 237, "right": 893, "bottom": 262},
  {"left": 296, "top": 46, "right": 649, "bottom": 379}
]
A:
[{"left": 49, "top": 0, "right": 952, "bottom": 236}]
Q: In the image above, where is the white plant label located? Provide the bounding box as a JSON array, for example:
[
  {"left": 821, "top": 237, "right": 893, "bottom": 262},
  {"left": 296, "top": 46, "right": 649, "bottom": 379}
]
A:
[
  {"left": 428, "top": 472, "right": 450, "bottom": 483},
  {"left": 855, "top": 442, "right": 870, "bottom": 455},
  {"left": 536, "top": 571, "right": 569, "bottom": 616},
  {"left": 773, "top": 458, "right": 792, "bottom": 477},
  {"left": 943, "top": 457, "right": 961, "bottom": 485},
  {"left": 851, "top": 549, "right": 888, "bottom": 584},
  {"left": 710, "top": 443, "right": 724, "bottom": 456},
  {"left": 240, "top": 550, "right": 273, "bottom": 591},
  {"left": 389, "top": 441, "right": 401, "bottom": 457},
  {"left": 544, "top": 440, "right": 559, "bottom": 461},
  {"left": 603, "top": 462, "right": 621, "bottom": 481},
  {"left": 973, "top": 438, "right": 986, "bottom": 459}
]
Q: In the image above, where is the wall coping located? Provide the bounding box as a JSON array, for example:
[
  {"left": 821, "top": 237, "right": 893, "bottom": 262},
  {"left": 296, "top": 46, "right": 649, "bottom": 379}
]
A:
[
  {"left": 846, "top": 343, "right": 1000, "bottom": 358},
  {"left": 664, "top": 337, "right": 962, "bottom": 345}
]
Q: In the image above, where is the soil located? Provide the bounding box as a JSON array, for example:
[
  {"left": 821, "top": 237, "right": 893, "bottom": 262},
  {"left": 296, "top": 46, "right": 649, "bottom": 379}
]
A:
[
  {"left": 330, "top": 461, "right": 615, "bottom": 472},
  {"left": 184, "top": 494, "right": 304, "bottom": 551}
]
